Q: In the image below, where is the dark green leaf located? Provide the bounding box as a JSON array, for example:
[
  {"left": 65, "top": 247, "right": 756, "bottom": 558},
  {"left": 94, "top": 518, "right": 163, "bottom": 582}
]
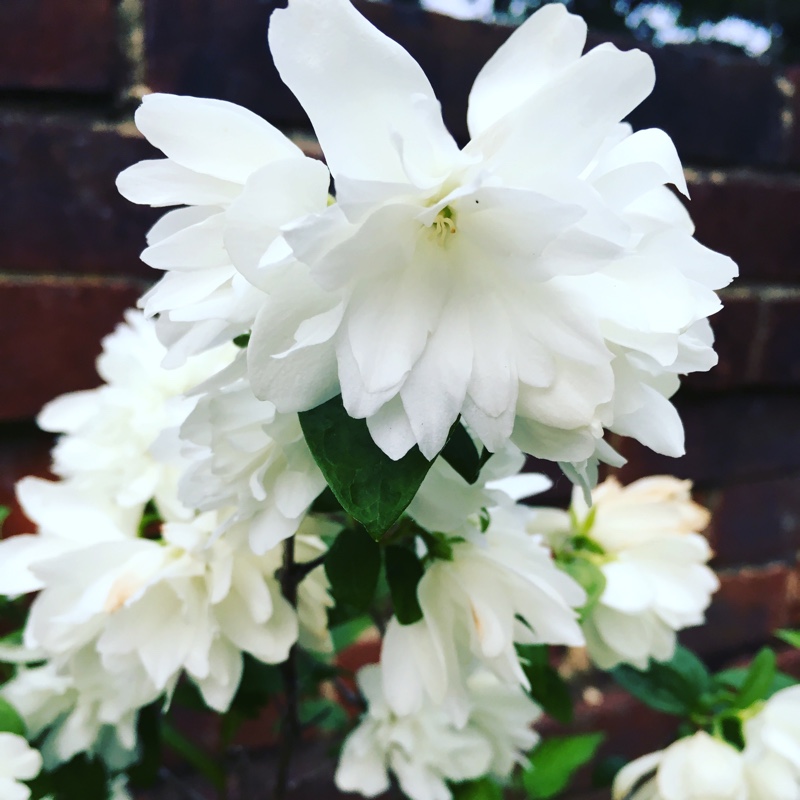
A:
[
  {"left": 612, "top": 646, "right": 710, "bottom": 716},
  {"left": 440, "top": 423, "right": 482, "bottom": 485},
  {"left": 299, "top": 395, "right": 435, "bottom": 538},
  {"left": 27, "top": 755, "right": 107, "bottom": 800},
  {"left": 776, "top": 628, "right": 800, "bottom": 649},
  {"left": 0, "top": 697, "right": 25, "bottom": 736},
  {"left": 591, "top": 755, "right": 627, "bottom": 789},
  {"left": 730, "top": 648, "right": 776, "bottom": 710},
  {"left": 325, "top": 527, "right": 381, "bottom": 611},
  {"left": 300, "top": 697, "right": 349, "bottom": 733},
  {"left": 0, "top": 506, "right": 9, "bottom": 529},
  {"left": 233, "top": 333, "right": 250, "bottom": 348},
  {"left": 452, "top": 777, "right": 504, "bottom": 800},
  {"left": 558, "top": 557, "right": 606, "bottom": 617},
  {"left": 715, "top": 667, "right": 795, "bottom": 699},
  {"left": 523, "top": 733, "right": 604, "bottom": 799},
  {"left": 720, "top": 715, "right": 746, "bottom": 751},
  {"left": 518, "top": 645, "right": 573, "bottom": 724},
  {"left": 385, "top": 546, "right": 424, "bottom": 625}
]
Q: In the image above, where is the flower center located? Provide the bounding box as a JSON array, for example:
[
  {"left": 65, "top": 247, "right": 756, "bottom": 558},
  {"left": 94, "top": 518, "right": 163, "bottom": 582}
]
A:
[{"left": 430, "top": 205, "right": 457, "bottom": 243}]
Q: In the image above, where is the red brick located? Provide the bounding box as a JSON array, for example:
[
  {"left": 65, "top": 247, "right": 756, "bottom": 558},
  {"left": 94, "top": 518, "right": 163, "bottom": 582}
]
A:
[
  {"left": 0, "top": 276, "right": 146, "bottom": 422},
  {"left": 0, "top": 424, "right": 54, "bottom": 538},
  {"left": 705, "top": 476, "right": 800, "bottom": 568},
  {"left": 144, "top": 0, "right": 784, "bottom": 163},
  {"left": 0, "top": 115, "right": 159, "bottom": 279},
  {"left": 0, "top": 0, "right": 118, "bottom": 92},
  {"left": 686, "top": 171, "right": 800, "bottom": 284},
  {"left": 682, "top": 564, "right": 796, "bottom": 660}
]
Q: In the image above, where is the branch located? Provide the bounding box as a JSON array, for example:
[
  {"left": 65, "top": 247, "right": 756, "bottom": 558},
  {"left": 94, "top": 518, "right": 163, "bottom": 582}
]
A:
[{"left": 273, "top": 537, "right": 300, "bottom": 800}]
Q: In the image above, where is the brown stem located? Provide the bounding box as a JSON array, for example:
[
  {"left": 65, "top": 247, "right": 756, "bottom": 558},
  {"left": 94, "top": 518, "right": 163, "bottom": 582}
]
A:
[{"left": 273, "top": 537, "right": 300, "bottom": 800}]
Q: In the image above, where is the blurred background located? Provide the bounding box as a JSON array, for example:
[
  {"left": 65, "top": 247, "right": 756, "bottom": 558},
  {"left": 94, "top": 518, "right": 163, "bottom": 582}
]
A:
[{"left": 0, "top": 0, "right": 799, "bottom": 796}]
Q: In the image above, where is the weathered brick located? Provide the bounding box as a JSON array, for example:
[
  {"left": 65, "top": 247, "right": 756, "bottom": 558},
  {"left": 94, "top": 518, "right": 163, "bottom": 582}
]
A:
[
  {"left": 144, "top": 0, "right": 785, "bottom": 164},
  {"left": 0, "top": 115, "right": 159, "bottom": 279},
  {"left": 0, "top": 0, "right": 118, "bottom": 92},
  {"left": 682, "top": 563, "right": 796, "bottom": 660},
  {"left": 705, "top": 476, "right": 800, "bottom": 568},
  {"left": 612, "top": 391, "right": 800, "bottom": 488},
  {"left": 0, "top": 277, "right": 146, "bottom": 421},
  {"left": 686, "top": 171, "right": 800, "bottom": 284}
]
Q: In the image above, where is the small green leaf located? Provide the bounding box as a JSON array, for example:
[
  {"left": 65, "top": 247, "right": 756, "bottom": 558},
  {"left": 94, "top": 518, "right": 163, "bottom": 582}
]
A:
[
  {"left": 0, "top": 697, "right": 25, "bottom": 736},
  {"left": 325, "top": 527, "right": 381, "bottom": 611},
  {"left": 523, "top": 733, "right": 604, "bottom": 799},
  {"left": 730, "top": 648, "right": 776, "bottom": 710},
  {"left": 452, "top": 777, "right": 504, "bottom": 800},
  {"left": 331, "top": 615, "right": 373, "bottom": 653},
  {"left": 299, "top": 395, "right": 435, "bottom": 538},
  {"left": 558, "top": 557, "right": 606, "bottom": 617},
  {"left": 0, "top": 506, "right": 9, "bottom": 529},
  {"left": 612, "top": 646, "right": 710, "bottom": 716},
  {"left": 440, "top": 423, "right": 482, "bottom": 484},
  {"left": 233, "top": 332, "right": 251, "bottom": 348},
  {"left": 518, "top": 645, "right": 573, "bottom": 724},
  {"left": 776, "top": 628, "right": 800, "bottom": 649},
  {"left": 300, "top": 697, "right": 349, "bottom": 733},
  {"left": 715, "top": 667, "right": 794, "bottom": 699},
  {"left": 385, "top": 546, "right": 424, "bottom": 625}
]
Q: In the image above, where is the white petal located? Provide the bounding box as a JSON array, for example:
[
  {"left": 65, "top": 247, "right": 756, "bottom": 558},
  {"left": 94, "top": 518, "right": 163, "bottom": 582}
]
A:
[
  {"left": 135, "top": 93, "right": 300, "bottom": 183},
  {"left": 268, "top": 0, "right": 457, "bottom": 183},
  {"left": 141, "top": 212, "right": 228, "bottom": 271},
  {"left": 468, "top": 3, "right": 587, "bottom": 138},
  {"left": 116, "top": 159, "right": 240, "bottom": 207}
]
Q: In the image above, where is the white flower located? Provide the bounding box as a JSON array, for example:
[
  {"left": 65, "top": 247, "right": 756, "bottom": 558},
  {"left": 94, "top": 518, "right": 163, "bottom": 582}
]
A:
[
  {"left": 37, "top": 310, "right": 235, "bottom": 521},
  {"left": 534, "top": 475, "right": 717, "bottom": 670},
  {"left": 178, "top": 353, "right": 327, "bottom": 553},
  {"left": 245, "top": 0, "right": 735, "bottom": 476},
  {"left": 0, "top": 732, "right": 42, "bottom": 800},
  {"left": 407, "top": 439, "right": 552, "bottom": 534},
  {"left": 335, "top": 665, "right": 539, "bottom": 800},
  {"left": 744, "top": 685, "right": 800, "bottom": 772},
  {"left": 613, "top": 732, "right": 747, "bottom": 800},
  {"left": 381, "top": 508, "right": 584, "bottom": 721},
  {"left": 1, "top": 655, "right": 150, "bottom": 769},
  {"left": 116, "top": 93, "right": 331, "bottom": 367}
]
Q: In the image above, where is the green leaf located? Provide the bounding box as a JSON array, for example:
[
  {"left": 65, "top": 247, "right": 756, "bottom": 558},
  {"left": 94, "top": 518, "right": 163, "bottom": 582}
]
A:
[
  {"left": 385, "top": 545, "right": 424, "bottom": 625},
  {"left": 440, "top": 423, "right": 482, "bottom": 485},
  {"left": 0, "top": 697, "right": 25, "bottom": 736},
  {"left": 0, "top": 506, "right": 9, "bottom": 529},
  {"left": 518, "top": 645, "right": 573, "bottom": 724},
  {"left": 523, "top": 733, "right": 604, "bottom": 799},
  {"left": 325, "top": 527, "right": 381, "bottom": 611},
  {"left": 330, "top": 615, "right": 373, "bottom": 653},
  {"left": 730, "top": 648, "right": 776, "bottom": 710},
  {"left": 300, "top": 697, "right": 349, "bottom": 733},
  {"left": 612, "top": 646, "right": 710, "bottom": 716},
  {"left": 715, "top": 667, "right": 795, "bottom": 699},
  {"left": 233, "top": 332, "right": 250, "bottom": 348},
  {"left": 27, "top": 755, "right": 108, "bottom": 800},
  {"left": 776, "top": 628, "right": 800, "bottom": 649},
  {"left": 127, "top": 703, "right": 162, "bottom": 788},
  {"left": 299, "top": 395, "right": 434, "bottom": 538},
  {"left": 452, "top": 777, "right": 504, "bottom": 800},
  {"left": 558, "top": 557, "right": 606, "bottom": 617}
]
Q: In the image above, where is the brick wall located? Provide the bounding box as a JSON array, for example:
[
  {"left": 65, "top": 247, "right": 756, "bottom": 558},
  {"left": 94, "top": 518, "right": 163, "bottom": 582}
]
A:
[{"left": 3, "top": 1, "right": 800, "bottom": 797}]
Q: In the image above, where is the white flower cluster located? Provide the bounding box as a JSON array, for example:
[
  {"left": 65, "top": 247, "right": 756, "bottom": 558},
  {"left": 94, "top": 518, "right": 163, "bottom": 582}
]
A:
[
  {"left": 116, "top": 0, "right": 735, "bottom": 487},
  {"left": 0, "top": 0, "right": 742, "bottom": 796},
  {"left": 0, "top": 312, "right": 334, "bottom": 769},
  {"left": 532, "top": 475, "right": 718, "bottom": 670},
  {"left": 0, "top": 732, "right": 42, "bottom": 800},
  {"left": 615, "top": 687, "right": 800, "bottom": 799}
]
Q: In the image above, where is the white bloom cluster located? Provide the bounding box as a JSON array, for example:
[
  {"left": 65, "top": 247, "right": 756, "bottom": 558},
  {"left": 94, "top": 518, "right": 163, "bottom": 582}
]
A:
[
  {"left": 118, "top": 0, "right": 734, "bottom": 486},
  {"left": 336, "top": 664, "right": 539, "bottom": 800},
  {"left": 382, "top": 506, "right": 585, "bottom": 722},
  {"left": 615, "top": 688, "right": 800, "bottom": 799},
  {"left": 0, "top": 312, "right": 333, "bottom": 770},
  {"left": 0, "top": 732, "right": 42, "bottom": 800},
  {"left": 532, "top": 475, "right": 717, "bottom": 669}
]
